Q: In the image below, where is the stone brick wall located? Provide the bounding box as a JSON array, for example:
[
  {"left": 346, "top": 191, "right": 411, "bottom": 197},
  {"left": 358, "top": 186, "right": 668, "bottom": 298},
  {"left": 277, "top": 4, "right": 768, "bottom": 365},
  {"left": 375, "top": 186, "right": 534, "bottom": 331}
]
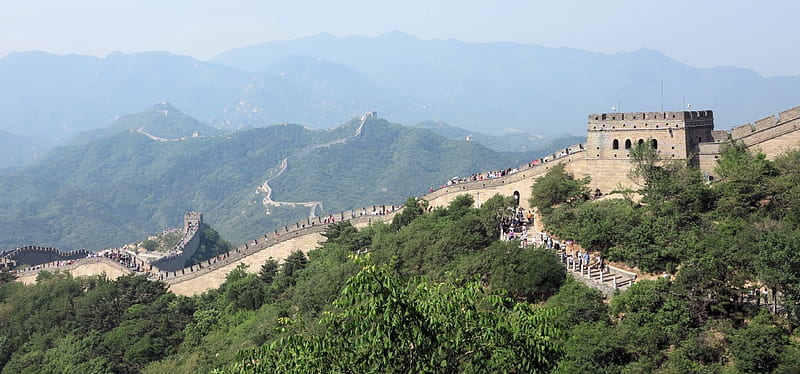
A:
[
  {"left": 586, "top": 110, "right": 714, "bottom": 166},
  {"left": 15, "top": 257, "right": 133, "bottom": 285},
  {"left": 1, "top": 246, "right": 91, "bottom": 267},
  {"left": 731, "top": 108, "right": 800, "bottom": 158}
]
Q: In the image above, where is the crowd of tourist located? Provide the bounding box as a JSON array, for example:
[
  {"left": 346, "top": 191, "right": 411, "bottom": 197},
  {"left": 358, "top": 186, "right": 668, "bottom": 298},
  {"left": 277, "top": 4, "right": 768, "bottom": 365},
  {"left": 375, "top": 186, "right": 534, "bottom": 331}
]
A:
[
  {"left": 430, "top": 144, "right": 585, "bottom": 193},
  {"left": 15, "top": 248, "right": 143, "bottom": 273},
  {"left": 90, "top": 249, "right": 142, "bottom": 271},
  {"left": 164, "top": 222, "right": 199, "bottom": 258}
]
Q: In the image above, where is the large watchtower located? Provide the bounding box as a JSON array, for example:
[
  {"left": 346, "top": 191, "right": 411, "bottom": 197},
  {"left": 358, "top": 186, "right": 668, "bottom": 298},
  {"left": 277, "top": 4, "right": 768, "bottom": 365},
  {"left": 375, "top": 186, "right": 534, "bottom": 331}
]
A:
[
  {"left": 585, "top": 110, "right": 714, "bottom": 165},
  {"left": 184, "top": 212, "right": 203, "bottom": 231}
]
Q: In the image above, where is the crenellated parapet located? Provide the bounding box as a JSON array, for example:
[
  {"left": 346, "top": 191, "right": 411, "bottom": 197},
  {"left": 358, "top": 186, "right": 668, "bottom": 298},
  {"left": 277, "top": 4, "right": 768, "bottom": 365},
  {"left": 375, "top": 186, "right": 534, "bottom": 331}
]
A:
[
  {"left": 1, "top": 246, "right": 92, "bottom": 267},
  {"left": 150, "top": 213, "right": 203, "bottom": 272}
]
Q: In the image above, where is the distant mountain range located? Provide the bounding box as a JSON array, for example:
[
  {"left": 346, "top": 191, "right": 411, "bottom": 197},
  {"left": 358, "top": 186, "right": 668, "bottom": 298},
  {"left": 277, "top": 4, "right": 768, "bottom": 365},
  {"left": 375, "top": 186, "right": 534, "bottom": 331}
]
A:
[
  {"left": 0, "top": 105, "right": 534, "bottom": 250},
  {"left": 411, "top": 119, "right": 584, "bottom": 154},
  {"left": 1, "top": 32, "right": 798, "bottom": 169}
]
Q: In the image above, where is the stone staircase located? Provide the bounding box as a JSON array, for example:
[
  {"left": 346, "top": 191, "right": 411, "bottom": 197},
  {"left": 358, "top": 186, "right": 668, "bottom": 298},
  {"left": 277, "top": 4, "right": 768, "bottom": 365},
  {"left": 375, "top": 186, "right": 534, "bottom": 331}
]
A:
[{"left": 555, "top": 251, "right": 636, "bottom": 296}]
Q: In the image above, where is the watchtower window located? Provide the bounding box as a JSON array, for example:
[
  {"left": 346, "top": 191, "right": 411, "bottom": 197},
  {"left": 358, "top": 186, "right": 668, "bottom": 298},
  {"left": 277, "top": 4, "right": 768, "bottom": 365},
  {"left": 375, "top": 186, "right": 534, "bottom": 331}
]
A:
[
  {"left": 698, "top": 136, "right": 702, "bottom": 143},
  {"left": 624, "top": 139, "right": 632, "bottom": 149},
  {"left": 638, "top": 139, "right": 644, "bottom": 146},
  {"left": 651, "top": 139, "right": 658, "bottom": 149},
  {"left": 612, "top": 139, "right": 619, "bottom": 149}
]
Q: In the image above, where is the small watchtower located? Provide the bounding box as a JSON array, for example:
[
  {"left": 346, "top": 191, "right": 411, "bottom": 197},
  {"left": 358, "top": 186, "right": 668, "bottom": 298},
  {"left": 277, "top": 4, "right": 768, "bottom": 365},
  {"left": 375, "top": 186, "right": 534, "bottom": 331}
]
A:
[
  {"left": 585, "top": 110, "right": 714, "bottom": 165},
  {"left": 184, "top": 212, "right": 203, "bottom": 231}
]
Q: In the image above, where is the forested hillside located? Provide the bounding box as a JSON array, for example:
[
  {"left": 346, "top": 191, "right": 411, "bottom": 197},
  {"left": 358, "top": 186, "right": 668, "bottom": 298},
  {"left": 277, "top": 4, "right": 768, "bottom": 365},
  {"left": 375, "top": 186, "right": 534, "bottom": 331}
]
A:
[
  {"left": 2, "top": 157, "right": 799, "bottom": 372},
  {"left": 0, "top": 108, "right": 525, "bottom": 250}
]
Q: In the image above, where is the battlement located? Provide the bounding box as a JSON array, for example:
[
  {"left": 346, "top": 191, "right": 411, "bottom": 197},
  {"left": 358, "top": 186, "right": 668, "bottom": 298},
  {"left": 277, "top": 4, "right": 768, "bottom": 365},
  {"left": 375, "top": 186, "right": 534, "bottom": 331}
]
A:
[{"left": 588, "top": 110, "right": 713, "bottom": 130}]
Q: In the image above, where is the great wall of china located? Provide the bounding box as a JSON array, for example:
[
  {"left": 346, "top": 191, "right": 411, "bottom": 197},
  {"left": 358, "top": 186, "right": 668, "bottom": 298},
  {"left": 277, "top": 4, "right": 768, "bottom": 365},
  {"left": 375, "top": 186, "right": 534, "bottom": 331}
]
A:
[{"left": 4, "top": 106, "right": 800, "bottom": 296}]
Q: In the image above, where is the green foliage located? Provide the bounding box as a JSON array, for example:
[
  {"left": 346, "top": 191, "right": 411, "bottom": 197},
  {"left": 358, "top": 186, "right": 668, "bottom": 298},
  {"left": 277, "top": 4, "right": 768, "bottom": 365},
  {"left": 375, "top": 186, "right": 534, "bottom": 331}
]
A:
[
  {"left": 186, "top": 224, "right": 233, "bottom": 267},
  {"left": 224, "top": 260, "right": 564, "bottom": 374},
  {"left": 546, "top": 278, "right": 609, "bottom": 326},
  {"left": 556, "top": 321, "right": 631, "bottom": 374},
  {"left": 0, "top": 272, "right": 193, "bottom": 373},
  {"left": 487, "top": 243, "right": 566, "bottom": 302},
  {"left": 389, "top": 197, "right": 424, "bottom": 230},
  {"left": 547, "top": 198, "right": 640, "bottom": 252},
  {"left": 0, "top": 116, "right": 524, "bottom": 250},
  {"left": 257, "top": 259, "right": 278, "bottom": 284},
  {"left": 141, "top": 239, "right": 157, "bottom": 251},
  {"left": 756, "top": 227, "right": 800, "bottom": 326},
  {"left": 729, "top": 313, "right": 789, "bottom": 374},
  {"left": 714, "top": 140, "right": 776, "bottom": 217},
  {"left": 529, "top": 163, "right": 590, "bottom": 215}
]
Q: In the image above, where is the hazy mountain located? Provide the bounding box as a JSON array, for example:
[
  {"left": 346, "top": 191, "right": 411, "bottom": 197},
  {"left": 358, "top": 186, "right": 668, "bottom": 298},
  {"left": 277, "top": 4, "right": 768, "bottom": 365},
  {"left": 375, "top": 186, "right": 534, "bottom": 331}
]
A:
[
  {"left": 214, "top": 32, "right": 800, "bottom": 132},
  {"left": 0, "top": 51, "right": 248, "bottom": 146},
  {"left": 211, "top": 55, "right": 416, "bottom": 130},
  {"left": 75, "top": 102, "right": 226, "bottom": 145},
  {"left": 0, "top": 129, "right": 41, "bottom": 171},
  {"left": 412, "top": 119, "right": 584, "bottom": 154},
  {"left": 2, "top": 33, "right": 799, "bottom": 170},
  {"left": 0, "top": 105, "right": 523, "bottom": 250}
]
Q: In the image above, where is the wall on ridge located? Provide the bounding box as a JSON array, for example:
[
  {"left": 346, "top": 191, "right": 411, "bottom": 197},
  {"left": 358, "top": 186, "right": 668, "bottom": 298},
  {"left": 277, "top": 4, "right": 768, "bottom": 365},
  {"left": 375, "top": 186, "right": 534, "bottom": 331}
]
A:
[
  {"left": 165, "top": 211, "right": 397, "bottom": 296},
  {"left": 423, "top": 150, "right": 632, "bottom": 210},
  {"left": 167, "top": 233, "right": 325, "bottom": 296},
  {"left": 15, "top": 257, "right": 133, "bottom": 285},
  {"left": 2, "top": 246, "right": 91, "bottom": 267},
  {"left": 150, "top": 225, "right": 201, "bottom": 272}
]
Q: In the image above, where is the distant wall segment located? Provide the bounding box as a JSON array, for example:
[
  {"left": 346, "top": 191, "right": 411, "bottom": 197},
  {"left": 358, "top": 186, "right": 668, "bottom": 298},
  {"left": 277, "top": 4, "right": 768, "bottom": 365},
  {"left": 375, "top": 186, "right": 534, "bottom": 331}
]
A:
[{"left": 149, "top": 212, "right": 203, "bottom": 272}]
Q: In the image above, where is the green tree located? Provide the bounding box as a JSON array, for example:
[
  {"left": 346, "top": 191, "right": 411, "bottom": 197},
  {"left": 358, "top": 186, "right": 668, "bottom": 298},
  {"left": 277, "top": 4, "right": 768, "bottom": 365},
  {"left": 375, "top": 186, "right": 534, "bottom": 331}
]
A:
[
  {"left": 546, "top": 278, "right": 609, "bottom": 327},
  {"left": 258, "top": 258, "right": 279, "bottom": 284},
  {"left": 729, "top": 313, "right": 788, "bottom": 374},
  {"left": 714, "top": 140, "right": 776, "bottom": 217},
  {"left": 141, "top": 239, "right": 157, "bottom": 251},
  {"left": 488, "top": 243, "right": 566, "bottom": 302},
  {"left": 756, "top": 227, "right": 800, "bottom": 324},
  {"left": 556, "top": 322, "right": 630, "bottom": 374},
  {"left": 390, "top": 197, "right": 424, "bottom": 230},
  {"left": 224, "top": 260, "right": 563, "bottom": 373},
  {"left": 529, "top": 164, "right": 590, "bottom": 216}
]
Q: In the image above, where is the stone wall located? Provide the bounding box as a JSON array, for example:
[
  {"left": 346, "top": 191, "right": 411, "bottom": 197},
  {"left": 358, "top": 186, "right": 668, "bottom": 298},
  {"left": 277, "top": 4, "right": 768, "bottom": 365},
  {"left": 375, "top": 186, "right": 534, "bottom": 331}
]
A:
[
  {"left": 425, "top": 149, "right": 586, "bottom": 210},
  {"left": 163, "top": 209, "right": 397, "bottom": 296},
  {"left": 1, "top": 246, "right": 91, "bottom": 267},
  {"left": 150, "top": 224, "right": 201, "bottom": 272},
  {"left": 15, "top": 257, "right": 134, "bottom": 285},
  {"left": 731, "top": 108, "right": 800, "bottom": 159}
]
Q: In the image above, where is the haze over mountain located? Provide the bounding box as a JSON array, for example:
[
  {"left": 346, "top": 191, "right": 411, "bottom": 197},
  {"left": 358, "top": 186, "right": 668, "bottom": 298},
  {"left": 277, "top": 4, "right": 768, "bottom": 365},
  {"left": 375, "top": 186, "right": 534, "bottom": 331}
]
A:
[
  {"left": 0, "top": 105, "right": 527, "bottom": 251},
  {"left": 412, "top": 119, "right": 584, "bottom": 154},
  {"left": 1, "top": 32, "right": 799, "bottom": 169},
  {"left": 214, "top": 32, "right": 800, "bottom": 129}
]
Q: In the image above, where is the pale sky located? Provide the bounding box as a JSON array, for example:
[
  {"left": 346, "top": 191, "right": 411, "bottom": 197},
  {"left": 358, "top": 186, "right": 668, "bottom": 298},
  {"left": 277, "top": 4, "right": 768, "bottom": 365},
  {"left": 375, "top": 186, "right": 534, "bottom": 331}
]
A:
[{"left": 1, "top": 0, "right": 798, "bottom": 77}]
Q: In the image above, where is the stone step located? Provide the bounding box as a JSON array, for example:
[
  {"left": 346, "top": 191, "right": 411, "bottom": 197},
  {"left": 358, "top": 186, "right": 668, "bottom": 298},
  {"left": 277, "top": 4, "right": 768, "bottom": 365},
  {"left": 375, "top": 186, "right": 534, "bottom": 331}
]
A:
[{"left": 555, "top": 250, "right": 636, "bottom": 291}]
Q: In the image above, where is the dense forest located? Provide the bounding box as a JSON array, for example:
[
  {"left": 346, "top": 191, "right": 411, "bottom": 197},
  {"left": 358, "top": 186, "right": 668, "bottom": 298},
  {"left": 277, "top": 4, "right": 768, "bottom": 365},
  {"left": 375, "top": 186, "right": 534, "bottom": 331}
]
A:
[{"left": 1, "top": 140, "right": 799, "bottom": 373}]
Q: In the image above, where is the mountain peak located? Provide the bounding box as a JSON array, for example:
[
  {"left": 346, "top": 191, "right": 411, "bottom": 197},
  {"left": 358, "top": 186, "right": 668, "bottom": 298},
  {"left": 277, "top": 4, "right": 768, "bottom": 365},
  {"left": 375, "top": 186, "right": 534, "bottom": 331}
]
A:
[
  {"left": 148, "top": 102, "right": 181, "bottom": 114},
  {"left": 377, "top": 31, "right": 418, "bottom": 40}
]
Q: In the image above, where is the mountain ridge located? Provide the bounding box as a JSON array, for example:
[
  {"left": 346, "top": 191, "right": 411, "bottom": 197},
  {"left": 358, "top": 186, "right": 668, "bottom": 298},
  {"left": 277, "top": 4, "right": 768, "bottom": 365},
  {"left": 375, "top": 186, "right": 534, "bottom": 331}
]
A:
[{"left": 0, "top": 105, "right": 527, "bottom": 250}]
